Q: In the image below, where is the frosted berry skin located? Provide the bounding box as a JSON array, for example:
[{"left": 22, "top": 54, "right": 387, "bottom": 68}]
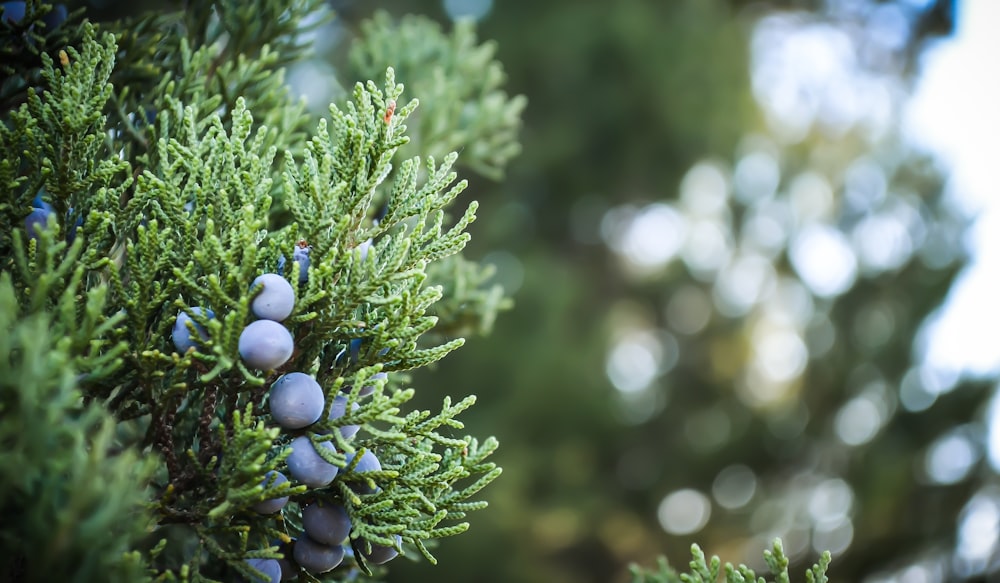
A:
[
  {"left": 172, "top": 307, "right": 215, "bottom": 353},
  {"left": 345, "top": 450, "right": 381, "bottom": 494},
  {"left": 285, "top": 436, "right": 338, "bottom": 487},
  {"left": 292, "top": 535, "right": 345, "bottom": 574},
  {"left": 238, "top": 320, "right": 294, "bottom": 370},
  {"left": 250, "top": 273, "right": 295, "bottom": 322},
  {"left": 325, "top": 395, "right": 360, "bottom": 439},
  {"left": 245, "top": 558, "right": 282, "bottom": 583},
  {"left": 251, "top": 470, "right": 289, "bottom": 515},
  {"left": 360, "top": 535, "right": 402, "bottom": 565},
  {"left": 269, "top": 373, "right": 325, "bottom": 430},
  {"left": 301, "top": 502, "right": 352, "bottom": 546}
]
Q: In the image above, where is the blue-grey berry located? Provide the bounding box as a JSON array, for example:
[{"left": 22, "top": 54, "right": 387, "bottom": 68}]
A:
[
  {"left": 31, "top": 194, "right": 52, "bottom": 211},
  {"left": 250, "top": 273, "right": 295, "bottom": 322},
  {"left": 292, "top": 245, "right": 311, "bottom": 283},
  {"left": 25, "top": 208, "right": 53, "bottom": 240},
  {"left": 277, "top": 555, "right": 296, "bottom": 581},
  {"left": 245, "top": 558, "right": 282, "bottom": 583},
  {"left": 41, "top": 3, "right": 66, "bottom": 30},
  {"left": 65, "top": 210, "right": 83, "bottom": 245},
  {"left": 358, "top": 239, "right": 372, "bottom": 261},
  {"left": 269, "top": 373, "right": 324, "bottom": 429},
  {"left": 344, "top": 450, "right": 381, "bottom": 495},
  {"left": 239, "top": 320, "right": 294, "bottom": 370},
  {"left": 301, "top": 502, "right": 351, "bottom": 546},
  {"left": 285, "top": 436, "right": 338, "bottom": 488},
  {"left": 1, "top": 2, "right": 25, "bottom": 24},
  {"left": 172, "top": 307, "right": 215, "bottom": 353},
  {"left": 359, "top": 535, "right": 401, "bottom": 565},
  {"left": 251, "top": 470, "right": 289, "bottom": 515},
  {"left": 341, "top": 372, "right": 387, "bottom": 398},
  {"left": 326, "top": 395, "right": 360, "bottom": 439},
  {"left": 292, "top": 535, "right": 344, "bottom": 574}
]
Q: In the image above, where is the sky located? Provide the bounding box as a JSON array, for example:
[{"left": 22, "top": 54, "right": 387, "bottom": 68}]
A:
[{"left": 907, "top": 0, "right": 1000, "bottom": 377}]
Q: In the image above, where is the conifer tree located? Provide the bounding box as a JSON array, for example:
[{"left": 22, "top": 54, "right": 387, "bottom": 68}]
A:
[{"left": 1, "top": 1, "right": 521, "bottom": 581}]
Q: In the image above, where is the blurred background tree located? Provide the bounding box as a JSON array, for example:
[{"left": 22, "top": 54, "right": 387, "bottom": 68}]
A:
[{"left": 72, "top": 0, "right": 997, "bottom": 581}]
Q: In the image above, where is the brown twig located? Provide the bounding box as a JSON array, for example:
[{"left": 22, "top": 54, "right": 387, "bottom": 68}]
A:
[{"left": 197, "top": 385, "right": 218, "bottom": 465}]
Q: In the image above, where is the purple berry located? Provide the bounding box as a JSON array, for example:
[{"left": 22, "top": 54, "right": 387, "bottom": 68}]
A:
[
  {"left": 344, "top": 450, "right": 381, "bottom": 494},
  {"left": 277, "top": 555, "right": 296, "bottom": 581},
  {"left": 245, "top": 558, "right": 282, "bottom": 583},
  {"left": 285, "top": 436, "right": 338, "bottom": 488},
  {"left": 172, "top": 307, "right": 215, "bottom": 353},
  {"left": 66, "top": 210, "right": 83, "bottom": 244},
  {"left": 250, "top": 273, "right": 295, "bottom": 322},
  {"left": 31, "top": 194, "right": 52, "bottom": 211},
  {"left": 251, "top": 470, "right": 289, "bottom": 514},
  {"left": 24, "top": 208, "right": 53, "bottom": 240},
  {"left": 292, "top": 245, "right": 311, "bottom": 283},
  {"left": 269, "top": 373, "right": 324, "bottom": 429},
  {"left": 292, "top": 535, "right": 344, "bottom": 574},
  {"left": 301, "top": 502, "right": 351, "bottom": 546},
  {"left": 1, "top": 2, "right": 25, "bottom": 24},
  {"left": 341, "top": 372, "right": 387, "bottom": 398},
  {"left": 41, "top": 3, "right": 65, "bottom": 30},
  {"left": 239, "top": 320, "right": 294, "bottom": 370},
  {"left": 358, "top": 239, "right": 372, "bottom": 261},
  {"left": 359, "top": 535, "right": 401, "bottom": 565},
  {"left": 324, "top": 395, "right": 360, "bottom": 439}
]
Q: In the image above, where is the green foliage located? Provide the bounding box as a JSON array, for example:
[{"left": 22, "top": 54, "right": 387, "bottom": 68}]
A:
[
  {"left": 630, "top": 540, "right": 831, "bottom": 583},
  {"left": 1, "top": 1, "right": 520, "bottom": 581},
  {"left": 0, "top": 274, "right": 157, "bottom": 583},
  {"left": 349, "top": 11, "right": 527, "bottom": 182},
  {"left": 347, "top": 11, "right": 525, "bottom": 340}
]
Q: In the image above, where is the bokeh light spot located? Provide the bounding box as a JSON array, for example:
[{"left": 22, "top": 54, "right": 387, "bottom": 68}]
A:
[
  {"left": 682, "top": 220, "right": 732, "bottom": 278},
  {"left": 657, "top": 489, "right": 712, "bottom": 535},
  {"left": 712, "top": 465, "right": 758, "bottom": 510},
  {"left": 734, "top": 151, "right": 781, "bottom": 203},
  {"left": 835, "top": 394, "right": 884, "bottom": 446},
  {"left": 788, "top": 171, "right": 834, "bottom": 223},
  {"left": 808, "top": 478, "right": 854, "bottom": 525},
  {"left": 713, "top": 253, "right": 777, "bottom": 318},
  {"left": 812, "top": 517, "right": 854, "bottom": 556},
  {"left": 606, "top": 331, "right": 663, "bottom": 393},
  {"left": 754, "top": 329, "right": 808, "bottom": 384},
  {"left": 955, "top": 489, "right": 1000, "bottom": 568},
  {"left": 620, "top": 204, "right": 687, "bottom": 269},
  {"left": 790, "top": 223, "right": 858, "bottom": 297},
  {"left": 924, "top": 430, "right": 978, "bottom": 485},
  {"left": 680, "top": 162, "right": 730, "bottom": 216},
  {"left": 853, "top": 212, "right": 914, "bottom": 273}
]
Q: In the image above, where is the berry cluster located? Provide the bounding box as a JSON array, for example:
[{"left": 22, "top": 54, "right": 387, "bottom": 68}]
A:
[
  {"left": 170, "top": 272, "right": 297, "bottom": 369},
  {"left": 166, "top": 257, "right": 397, "bottom": 581},
  {"left": 239, "top": 274, "right": 296, "bottom": 370}
]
